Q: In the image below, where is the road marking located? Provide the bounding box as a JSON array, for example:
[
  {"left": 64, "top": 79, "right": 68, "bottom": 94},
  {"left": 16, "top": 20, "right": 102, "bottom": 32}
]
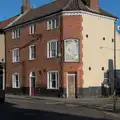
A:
[
  {"left": 66, "top": 104, "right": 78, "bottom": 107},
  {"left": 45, "top": 102, "right": 63, "bottom": 105},
  {"left": 104, "top": 112, "right": 120, "bottom": 118}
]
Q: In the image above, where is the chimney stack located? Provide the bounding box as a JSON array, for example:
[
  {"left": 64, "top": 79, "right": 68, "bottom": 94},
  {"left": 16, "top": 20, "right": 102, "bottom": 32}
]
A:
[
  {"left": 90, "top": 0, "right": 99, "bottom": 11},
  {"left": 21, "top": 0, "right": 31, "bottom": 14}
]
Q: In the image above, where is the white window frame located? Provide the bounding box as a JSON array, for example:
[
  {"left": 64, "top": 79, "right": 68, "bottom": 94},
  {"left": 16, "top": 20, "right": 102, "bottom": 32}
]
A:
[
  {"left": 12, "top": 73, "right": 20, "bottom": 88},
  {"left": 47, "top": 18, "right": 59, "bottom": 30},
  {"left": 47, "top": 71, "right": 59, "bottom": 89},
  {"left": 29, "top": 45, "right": 36, "bottom": 60},
  {"left": 12, "top": 28, "right": 20, "bottom": 39},
  {"left": 12, "top": 48, "right": 20, "bottom": 63},
  {"left": 47, "top": 40, "right": 58, "bottom": 58},
  {"left": 29, "top": 24, "right": 35, "bottom": 34}
]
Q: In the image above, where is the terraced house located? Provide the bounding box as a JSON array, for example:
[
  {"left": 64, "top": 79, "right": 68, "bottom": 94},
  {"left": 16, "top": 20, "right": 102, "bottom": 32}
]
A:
[
  {"left": 0, "top": 16, "right": 18, "bottom": 91},
  {"left": 4, "top": 0, "right": 119, "bottom": 98}
]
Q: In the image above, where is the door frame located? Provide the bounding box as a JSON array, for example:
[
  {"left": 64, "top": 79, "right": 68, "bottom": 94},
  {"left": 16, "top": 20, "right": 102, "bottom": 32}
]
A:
[
  {"left": 29, "top": 72, "right": 36, "bottom": 96},
  {"left": 3, "top": 68, "right": 5, "bottom": 90},
  {"left": 29, "top": 77, "right": 31, "bottom": 96},
  {"left": 66, "top": 72, "right": 77, "bottom": 98}
]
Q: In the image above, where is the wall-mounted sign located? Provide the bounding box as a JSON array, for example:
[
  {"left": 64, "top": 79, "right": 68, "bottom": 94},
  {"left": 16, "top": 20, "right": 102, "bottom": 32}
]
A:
[{"left": 64, "top": 38, "right": 79, "bottom": 62}]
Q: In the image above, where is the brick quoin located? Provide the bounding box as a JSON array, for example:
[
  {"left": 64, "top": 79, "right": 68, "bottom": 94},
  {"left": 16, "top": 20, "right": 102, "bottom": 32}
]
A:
[{"left": 62, "top": 15, "right": 83, "bottom": 97}]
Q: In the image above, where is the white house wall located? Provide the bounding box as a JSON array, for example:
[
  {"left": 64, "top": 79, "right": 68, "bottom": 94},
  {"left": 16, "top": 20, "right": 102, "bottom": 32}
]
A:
[
  {"left": 116, "top": 32, "right": 120, "bottom": 69},
  {"left": 82, "top": 14, "right": 115, "bottom": 88},
  {"left": 0, "top": 34, "right": 5, "bottom": 62}
]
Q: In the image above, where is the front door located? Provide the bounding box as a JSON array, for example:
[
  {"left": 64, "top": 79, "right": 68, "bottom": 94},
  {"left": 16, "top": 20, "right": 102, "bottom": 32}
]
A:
[
  {"left": 67, "top": 73, "right": 76, "bottom": 98},
  {"left": 31, "top": 77, "right": 36, "bottom": 96},
  {"left": 0, "top": 65, "right": 3, "bottom": 90}
]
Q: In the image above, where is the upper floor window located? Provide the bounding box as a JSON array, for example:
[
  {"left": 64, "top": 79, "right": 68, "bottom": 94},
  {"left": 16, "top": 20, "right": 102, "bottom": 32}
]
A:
[
  {"left": 29, "top": 24, "right": 35, "bottom": 34},
  {"left": 12, "top": 73, "right": 20, "bottom": 88},
  {"left": 12, "top": 28, "right": 20, "bottom": 39},
  {"left": 47, "top": 40, "right": 58, "bottom": 58},
  {"left": 29, "top": 45, "right": 36, "bottom": 60},
  {"left": 47, "top": 18, "right": 59, "bottom": 30},
  {"left": 12, "top": 48, "right": 20, "bottom": 63},
  {"left": 47, "top": 71, "right": 59, "bottom": 89}
]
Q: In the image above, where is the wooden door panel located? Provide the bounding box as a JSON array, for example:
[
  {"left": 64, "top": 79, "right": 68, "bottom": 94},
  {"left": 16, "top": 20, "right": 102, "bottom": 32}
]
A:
[{"left": 68, "top": 74, "right": 76, "bottom": 98}]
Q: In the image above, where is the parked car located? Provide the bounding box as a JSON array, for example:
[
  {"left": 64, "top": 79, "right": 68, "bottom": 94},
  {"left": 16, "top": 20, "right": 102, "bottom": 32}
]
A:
[{"left": 0, "top": 89, "right": 5, "bottom": 102}]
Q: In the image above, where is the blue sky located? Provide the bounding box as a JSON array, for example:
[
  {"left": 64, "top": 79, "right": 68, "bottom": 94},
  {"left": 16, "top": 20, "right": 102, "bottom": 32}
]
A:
[{"left": 0, "top": 0, "right": 120, "bottom": 25}]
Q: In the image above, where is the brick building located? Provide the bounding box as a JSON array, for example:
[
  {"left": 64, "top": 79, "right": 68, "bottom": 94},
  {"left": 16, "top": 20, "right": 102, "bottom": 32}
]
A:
[
  {"left": 0, "top": 15, "right": 18, "bottom": 91},
  {"left": 4, "top": 0, "right": 118, "bottom": 98}
]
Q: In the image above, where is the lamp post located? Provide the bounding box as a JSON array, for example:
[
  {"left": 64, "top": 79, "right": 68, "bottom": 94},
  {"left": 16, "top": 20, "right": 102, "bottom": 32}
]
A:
[
  {"left": 113, "top": 20, "right": 117, "bottom": 112},
  {"left": 100, "top": 20, "right": 117, "bottom": 112}
]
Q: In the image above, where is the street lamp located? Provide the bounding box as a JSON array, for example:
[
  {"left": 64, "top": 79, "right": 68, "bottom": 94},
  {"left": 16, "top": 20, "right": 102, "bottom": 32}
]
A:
[{"left": 100, "top": 21, "right": 117, "bottom": 112}]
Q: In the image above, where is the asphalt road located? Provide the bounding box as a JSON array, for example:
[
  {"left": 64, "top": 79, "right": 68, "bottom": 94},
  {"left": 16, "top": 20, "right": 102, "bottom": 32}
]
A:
[{"left": 0, "top": 98, "right": 120, "bottom": 120}]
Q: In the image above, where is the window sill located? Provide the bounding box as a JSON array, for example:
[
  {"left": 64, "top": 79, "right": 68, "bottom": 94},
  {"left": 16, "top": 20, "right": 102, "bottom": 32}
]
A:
[
  {"left": 12, "top": 87, "right": 20, "bottom": 89},
  {"left": 28, "top": 33, "right": 36, "bottom": 35},
  {"left": 47, "top": 27, "right": 59, "bottom": 31},
  {"left": 47, "top": 56, "right": 59, "bottom": 59},
  {"left": 12, "top": 37, "right": 20, "bottom": 40},
  {"left": 47, "top": 88, "right": 59, "bottom": 90},
  {"left": 29, "top": 58, "right": 36, "bottom": 61},
  {"left": 12, "top": 62, "right": 20, "bottom": 64}
]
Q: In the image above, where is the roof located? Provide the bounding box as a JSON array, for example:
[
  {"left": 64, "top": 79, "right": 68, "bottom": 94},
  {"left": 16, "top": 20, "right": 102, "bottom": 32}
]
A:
[
  {"left": 6, "top": 0, "right": 118, "bottom": 29},
  {"left": 0, "top": 15, "right": 19, "bottom": 29}
]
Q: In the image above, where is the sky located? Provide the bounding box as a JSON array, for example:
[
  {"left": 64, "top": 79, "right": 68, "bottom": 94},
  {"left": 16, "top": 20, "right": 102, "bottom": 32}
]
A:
[{"left": 0, "top": 0, "right": 120, "bottom": 25}]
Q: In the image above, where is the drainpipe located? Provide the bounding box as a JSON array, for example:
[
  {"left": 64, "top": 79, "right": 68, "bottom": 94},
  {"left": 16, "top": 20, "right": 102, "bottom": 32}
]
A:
[
  {"left": 113, "top": 19, "right": 117, "bottom": 112},
  {"left": 2, "top": 68, "right": 5, "bottom": 90},
  {"left": 59, "top": 12, "right": 64, "bottom": 98}
]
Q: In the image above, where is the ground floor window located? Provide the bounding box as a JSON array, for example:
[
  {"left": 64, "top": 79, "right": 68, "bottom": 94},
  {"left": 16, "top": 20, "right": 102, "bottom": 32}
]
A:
[
  {"left": 47, "top": 71, "right": 59, "bottom": 89},
  {"left": 12, "top": 73, "right": 20, "bottom": 88}
]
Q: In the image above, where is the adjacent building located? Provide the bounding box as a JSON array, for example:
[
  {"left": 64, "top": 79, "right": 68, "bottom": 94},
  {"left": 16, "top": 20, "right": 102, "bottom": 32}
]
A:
[
  {"left": 4, "top": 0, "right": 119, "bottom": 98},
  {"left": 0, "top": 15, "right": 18, "bottom": 90}
]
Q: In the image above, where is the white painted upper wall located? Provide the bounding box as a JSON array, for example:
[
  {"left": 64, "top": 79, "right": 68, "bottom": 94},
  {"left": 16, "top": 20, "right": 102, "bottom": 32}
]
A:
[
  {"left": 0, "top": 34, "right": 5, "bottom": 62},
  {"left": 116, "top": 32, "right": 120, "bottom": 69},
  {"left": 82, "top": 14, "right": 116, "bottom": 88}
]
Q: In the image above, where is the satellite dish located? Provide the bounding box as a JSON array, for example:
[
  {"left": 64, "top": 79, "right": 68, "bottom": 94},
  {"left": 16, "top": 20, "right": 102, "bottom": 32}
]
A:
[
  {"left": 33, "top": 4, "right": 36, "bottom": 8},
  {"left": 117, "top": 26, "right": 120, "bottom": 30}
]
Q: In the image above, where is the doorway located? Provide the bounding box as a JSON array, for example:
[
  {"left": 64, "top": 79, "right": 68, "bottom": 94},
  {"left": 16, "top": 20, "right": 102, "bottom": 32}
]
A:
[
  {"left": 29, "top": 72, "right": 36, "bottom": 96},
  {"left": 0, "top": 64, "right": 4, "bottom": 90},
  {"left": 67, "top": 73, "right": 77, "bottom": 98}
]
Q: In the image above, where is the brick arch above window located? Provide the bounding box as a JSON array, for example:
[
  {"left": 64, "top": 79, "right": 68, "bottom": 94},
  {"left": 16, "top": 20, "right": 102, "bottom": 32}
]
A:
[{"left": 29, "top": 71, "right": 36, "bottom": 78}]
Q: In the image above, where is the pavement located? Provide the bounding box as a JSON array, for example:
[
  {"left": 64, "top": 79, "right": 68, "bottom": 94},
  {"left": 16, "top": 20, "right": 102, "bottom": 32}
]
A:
[
  {"left": 6, "top": 94, "right": 120, "bottom": 112},
  {"left": 1, "top": 96, "right": 120, "bottom": 120}
]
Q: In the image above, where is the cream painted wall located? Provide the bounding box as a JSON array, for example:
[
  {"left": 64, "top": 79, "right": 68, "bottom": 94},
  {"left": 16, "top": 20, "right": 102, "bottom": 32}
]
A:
[
  {"left": 82, "top": 14, "right": 116, "bottom": 88},
  {"left": 0, "top": 34, "right": 5, "bottom": 62},
  {"left": 116, "top": 32, "right": 120, "bottom": 69}
]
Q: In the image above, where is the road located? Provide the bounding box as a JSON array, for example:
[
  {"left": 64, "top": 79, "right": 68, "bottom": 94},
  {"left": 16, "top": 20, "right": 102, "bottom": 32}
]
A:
[{"left": 0, "top": 97, "right": 120, "bottom": 120}]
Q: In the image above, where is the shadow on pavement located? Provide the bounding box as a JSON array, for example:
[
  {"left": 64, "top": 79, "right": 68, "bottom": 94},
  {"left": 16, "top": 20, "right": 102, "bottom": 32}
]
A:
[{"left": 0, "top": 102, "right": 111, "bottom": 120}]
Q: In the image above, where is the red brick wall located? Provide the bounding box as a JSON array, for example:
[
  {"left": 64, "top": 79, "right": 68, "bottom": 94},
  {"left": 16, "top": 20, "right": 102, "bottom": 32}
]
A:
[
  {"left": 62, "top": 16, "right": 83, "bottom": 89},
  {"left": 5, "top": 18, "right": 61, "bottom": 88},
  {"left": 5, "top": 14, "right": 83, "bottom": 97},
  {"left": 90, "top": 0, "right": 99, "bottom": 10}
]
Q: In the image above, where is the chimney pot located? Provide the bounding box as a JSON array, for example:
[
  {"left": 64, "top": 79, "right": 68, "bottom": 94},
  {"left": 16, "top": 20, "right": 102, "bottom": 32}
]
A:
[{"left": 21, "top": 0, "right": 31, "bottom": 14}]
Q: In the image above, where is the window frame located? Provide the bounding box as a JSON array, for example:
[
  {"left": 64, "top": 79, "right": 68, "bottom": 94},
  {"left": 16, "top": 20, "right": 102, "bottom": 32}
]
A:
[
  {"left": 47, "top": 40, "right": 58, "bottom": 58},
  {"left": 47, "top": 18, "right": 59, "bottom": 30},
  {"left": 29, "top": 45, "right": 36, "bottom": 60},
  {"left": 12, "top": 48, "right": 20, "bottom": 63},
  {"left": 12, "top": 28, "right": 20, "bottom": 39},
  {"left": 47, "top": 71, "right": 59, "bottom": 90},
  {"left": 29, "top": 24, "right": 35, "bottom": 34},
  {"left": 12, "top": 73, "right": 20, "bottom": 88}
]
